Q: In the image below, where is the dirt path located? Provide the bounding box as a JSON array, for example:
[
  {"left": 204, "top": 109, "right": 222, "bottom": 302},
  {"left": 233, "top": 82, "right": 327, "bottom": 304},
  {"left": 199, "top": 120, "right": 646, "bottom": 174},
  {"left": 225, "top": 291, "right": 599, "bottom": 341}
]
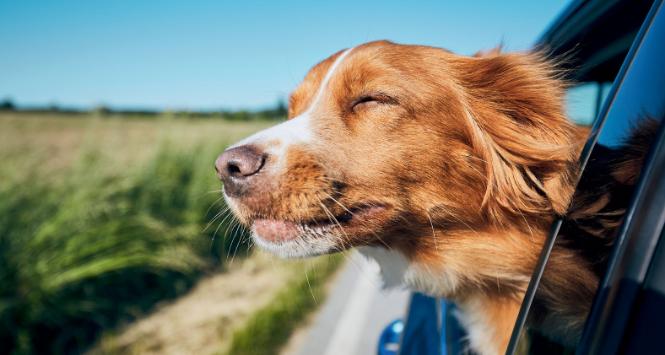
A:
[{"left": 91, "top": 252, "right": 298, "bottom": 355}]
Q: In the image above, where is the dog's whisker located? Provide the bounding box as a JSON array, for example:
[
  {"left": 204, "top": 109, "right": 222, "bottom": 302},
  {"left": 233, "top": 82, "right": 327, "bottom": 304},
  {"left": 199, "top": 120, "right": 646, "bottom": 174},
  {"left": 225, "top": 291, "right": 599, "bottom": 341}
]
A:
[
  {"left": 205, "top": 194, "right": 227, "bottom": 212},
  {"left": 224, "top": 218, "right": 241, "bottom": 263},
  {"left": 211, "top": 211, "right": 234, "bottom": 252},
  {"left": 426, "top": 212, "right": 440, "bottom": 252},
  {"left": 322, "top": 191, "right": 354, "bottom": 216},
  {"left": 209, "top": 208, "right": 233, "bottom": 237},
  {"left": 230, "top": 221, "right": 246, "bottom": 263},
  {"left": 206, "top": 188, "right": 226, "bottom": 194},
  {"left": 203, "top": 195, "right": 229, "bottom": 222},
  {"left": 430, "top": 204, "right": 479, "bottom": 236},
  {"left": 317, "top": 199, "right": 350, "bottom": 249},
  {"left": 304, "top": 269, "right": 317, "bottom": 304},
  {"left": 203, "top": 206, "right": 230, "bottom": 233}
]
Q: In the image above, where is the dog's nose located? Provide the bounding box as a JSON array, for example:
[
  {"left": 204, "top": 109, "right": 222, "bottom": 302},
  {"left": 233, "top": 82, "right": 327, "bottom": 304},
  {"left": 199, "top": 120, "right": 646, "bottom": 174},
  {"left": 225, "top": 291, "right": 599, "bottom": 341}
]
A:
[{"left": 215, "top": 145, "right": 266, "bottom": 195}]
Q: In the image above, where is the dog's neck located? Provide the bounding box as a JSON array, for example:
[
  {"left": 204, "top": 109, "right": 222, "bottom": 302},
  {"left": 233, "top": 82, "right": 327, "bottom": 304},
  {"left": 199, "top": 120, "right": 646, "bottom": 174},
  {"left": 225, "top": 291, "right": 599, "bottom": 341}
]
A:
[
  {"left": 358, "top": 226, "right": 544, "bottom": 355},
  {"left": 360, "top": 226, "right": 544, "bottom": 296}
]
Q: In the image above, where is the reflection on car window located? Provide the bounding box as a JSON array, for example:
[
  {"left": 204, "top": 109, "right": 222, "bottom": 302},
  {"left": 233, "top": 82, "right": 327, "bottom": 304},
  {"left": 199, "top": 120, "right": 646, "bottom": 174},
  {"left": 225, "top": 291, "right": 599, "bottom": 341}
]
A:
[
  {"left": 518, "top": 3, "right": 665, "bottom": 353},
  {"left": 566, "top": 82, "right": 612, "bottom": 126}
]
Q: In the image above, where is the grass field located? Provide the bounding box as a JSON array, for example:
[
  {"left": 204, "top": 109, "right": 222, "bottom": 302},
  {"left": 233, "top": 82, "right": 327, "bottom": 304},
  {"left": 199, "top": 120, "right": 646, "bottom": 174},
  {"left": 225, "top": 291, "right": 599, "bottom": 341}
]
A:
[{"left": 0, "top": 112, "right": 341, "bottom": 355}]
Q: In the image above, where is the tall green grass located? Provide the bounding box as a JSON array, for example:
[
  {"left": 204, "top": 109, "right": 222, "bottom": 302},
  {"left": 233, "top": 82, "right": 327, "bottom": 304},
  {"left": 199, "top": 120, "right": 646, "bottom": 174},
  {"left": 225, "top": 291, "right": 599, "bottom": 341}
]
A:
[
  {"left": 224, "top": 255, "right": 342, "bottom": 355},
  {"left": 0, "top": 140, "right": 248, "bottom": 354}
]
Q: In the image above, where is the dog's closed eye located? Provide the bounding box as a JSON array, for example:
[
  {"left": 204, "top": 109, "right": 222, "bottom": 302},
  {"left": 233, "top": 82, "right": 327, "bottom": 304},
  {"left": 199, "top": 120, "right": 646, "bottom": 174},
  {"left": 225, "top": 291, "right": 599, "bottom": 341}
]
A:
[{"left": 350, "top": 93, "right": 396, "bottom": 112}]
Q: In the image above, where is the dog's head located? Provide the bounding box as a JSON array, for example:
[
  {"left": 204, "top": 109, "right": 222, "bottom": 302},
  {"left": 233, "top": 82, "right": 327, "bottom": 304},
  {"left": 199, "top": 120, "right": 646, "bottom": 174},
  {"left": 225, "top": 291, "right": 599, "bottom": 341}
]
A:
[{"left": 216, "top": 41, "right": 580, "bottom": 259}]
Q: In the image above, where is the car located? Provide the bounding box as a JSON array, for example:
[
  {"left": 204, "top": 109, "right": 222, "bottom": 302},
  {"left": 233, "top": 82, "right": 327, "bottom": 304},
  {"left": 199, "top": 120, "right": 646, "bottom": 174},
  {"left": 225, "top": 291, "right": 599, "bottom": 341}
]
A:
[{"left": 378, "top": 0, "right": 665, "bottom": 353}]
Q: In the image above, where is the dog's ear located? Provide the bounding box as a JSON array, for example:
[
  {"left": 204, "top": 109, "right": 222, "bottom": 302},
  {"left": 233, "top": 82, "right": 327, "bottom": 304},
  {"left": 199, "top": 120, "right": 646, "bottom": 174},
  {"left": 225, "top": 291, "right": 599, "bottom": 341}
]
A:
[{"left": 452, "top": 52, "right": 584, "bottom": 223}]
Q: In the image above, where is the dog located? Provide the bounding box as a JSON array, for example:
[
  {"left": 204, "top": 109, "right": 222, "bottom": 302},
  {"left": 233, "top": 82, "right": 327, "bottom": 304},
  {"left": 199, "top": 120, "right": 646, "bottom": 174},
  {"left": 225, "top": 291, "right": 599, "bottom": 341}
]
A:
[{"left": 214, "top": 40, "right": 647, "bottom": 354}]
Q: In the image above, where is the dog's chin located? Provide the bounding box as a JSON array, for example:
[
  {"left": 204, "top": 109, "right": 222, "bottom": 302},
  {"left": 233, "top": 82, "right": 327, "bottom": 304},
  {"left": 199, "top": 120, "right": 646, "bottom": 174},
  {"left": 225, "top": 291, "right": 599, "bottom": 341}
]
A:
[
  {"left": 244, "top": 204, "right": 392, "bottom": 259},
  {"left": 250, "top": 222, "right": 341, "bottom": 258}
]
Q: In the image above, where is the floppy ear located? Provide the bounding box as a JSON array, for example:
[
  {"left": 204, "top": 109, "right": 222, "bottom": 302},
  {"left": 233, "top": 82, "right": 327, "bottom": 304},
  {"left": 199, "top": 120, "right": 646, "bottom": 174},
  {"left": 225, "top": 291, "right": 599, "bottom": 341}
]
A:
[{"left": 451, "top": 52, "right": 584, "bottom": 223}]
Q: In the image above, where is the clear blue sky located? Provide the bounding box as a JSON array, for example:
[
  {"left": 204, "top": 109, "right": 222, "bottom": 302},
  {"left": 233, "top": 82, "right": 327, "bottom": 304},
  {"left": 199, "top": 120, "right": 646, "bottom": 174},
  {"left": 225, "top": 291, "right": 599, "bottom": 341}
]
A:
[{"left": 0, "top": 0, "right": 570, "bottom": 110}]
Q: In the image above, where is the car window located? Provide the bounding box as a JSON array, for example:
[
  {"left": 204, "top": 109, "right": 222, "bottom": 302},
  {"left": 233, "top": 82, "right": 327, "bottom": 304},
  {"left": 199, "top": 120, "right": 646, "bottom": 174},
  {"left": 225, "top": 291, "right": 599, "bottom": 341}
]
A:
[
  {"left": 566, "top": 82, "right": 612, "bottom": 126},
  {"left": 513, "top": 1, "right": 665, "bottom": 353}
]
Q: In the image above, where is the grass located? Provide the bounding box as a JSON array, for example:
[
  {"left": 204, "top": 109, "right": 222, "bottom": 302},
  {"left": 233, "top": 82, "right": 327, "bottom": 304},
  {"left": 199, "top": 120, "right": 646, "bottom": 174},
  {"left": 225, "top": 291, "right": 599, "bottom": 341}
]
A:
[
  {"left": 224, "top": 255, "right": 343, "bottom": 355},
  {"left": 0, "top": 113, "right": 272, "bottom": 354}
]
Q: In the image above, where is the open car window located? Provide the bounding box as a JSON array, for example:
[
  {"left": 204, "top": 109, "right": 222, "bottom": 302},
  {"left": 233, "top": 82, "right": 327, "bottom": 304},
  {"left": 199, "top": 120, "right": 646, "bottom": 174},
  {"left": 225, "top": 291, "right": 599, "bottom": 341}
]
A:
[
  {"left": 508, "top": 0, "right": 665, "bottom": 353},
  {"left": 566, "top": 82, "right": 612, "bottom": 126}
]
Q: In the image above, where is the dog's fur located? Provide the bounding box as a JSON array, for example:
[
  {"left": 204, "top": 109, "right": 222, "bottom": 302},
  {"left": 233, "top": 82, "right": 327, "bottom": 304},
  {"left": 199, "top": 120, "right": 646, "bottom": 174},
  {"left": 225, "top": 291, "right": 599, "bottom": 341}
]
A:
[{"left": 219, "top": 41, "right": 649, "bottom": 354}]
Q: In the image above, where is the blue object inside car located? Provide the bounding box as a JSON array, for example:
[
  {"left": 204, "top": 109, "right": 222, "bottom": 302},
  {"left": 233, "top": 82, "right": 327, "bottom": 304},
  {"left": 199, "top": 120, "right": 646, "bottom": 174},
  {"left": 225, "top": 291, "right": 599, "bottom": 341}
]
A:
[{"left": 377, "top": 293, "right": 467, "bottom": 355}]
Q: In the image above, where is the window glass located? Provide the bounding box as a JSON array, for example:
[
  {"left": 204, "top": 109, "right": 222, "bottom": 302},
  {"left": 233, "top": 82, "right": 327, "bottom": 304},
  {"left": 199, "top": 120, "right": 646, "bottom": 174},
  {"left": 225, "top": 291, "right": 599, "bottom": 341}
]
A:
[{"left": 566, "top": 82, "right": 612, "bottom": 126}]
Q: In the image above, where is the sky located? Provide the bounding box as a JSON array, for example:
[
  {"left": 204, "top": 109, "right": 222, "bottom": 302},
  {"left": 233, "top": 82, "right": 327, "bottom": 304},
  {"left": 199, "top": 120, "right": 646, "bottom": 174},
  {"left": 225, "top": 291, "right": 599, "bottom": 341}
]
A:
[{"left": 0, "top": 0, "right": 570, "bottom": 111}]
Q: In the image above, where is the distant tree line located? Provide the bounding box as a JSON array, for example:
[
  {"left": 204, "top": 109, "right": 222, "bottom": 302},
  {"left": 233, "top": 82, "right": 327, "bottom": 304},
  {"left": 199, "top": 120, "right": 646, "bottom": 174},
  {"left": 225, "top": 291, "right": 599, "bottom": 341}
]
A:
[
  {"left": 0, "top": 98, "right": 15, "bottom": 111},
  {"left": 0, "top": 97, "right": 288, "bottom": 121}
]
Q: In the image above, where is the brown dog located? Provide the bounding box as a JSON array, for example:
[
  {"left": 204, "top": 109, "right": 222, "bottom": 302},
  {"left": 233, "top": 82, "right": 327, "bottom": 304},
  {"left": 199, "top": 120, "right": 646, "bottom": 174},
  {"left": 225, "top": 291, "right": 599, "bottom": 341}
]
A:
[{"left": 215, "top": 40, "right": 618, "bottom": 354}]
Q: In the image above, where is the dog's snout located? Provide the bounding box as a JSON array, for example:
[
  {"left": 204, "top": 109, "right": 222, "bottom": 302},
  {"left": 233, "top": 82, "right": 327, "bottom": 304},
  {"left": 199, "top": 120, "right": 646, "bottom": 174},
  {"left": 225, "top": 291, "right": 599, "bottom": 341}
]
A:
[
  {"left": 215, "top": 145, "right": 266, "bottom": 195},
  {"left": 216, "top": 146, "right": 265, "bottom": 178}
]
